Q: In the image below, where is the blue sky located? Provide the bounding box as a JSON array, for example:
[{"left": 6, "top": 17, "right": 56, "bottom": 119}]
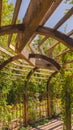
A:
[{"left": 8, "top": 0, "right": 73, "bottom": 33}]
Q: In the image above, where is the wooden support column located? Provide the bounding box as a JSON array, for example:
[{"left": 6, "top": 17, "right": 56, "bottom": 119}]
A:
[
  {"left": 24, "top": 67, "right": 37, "bottom": 126},
  {"left": 47, "top": 72, "right": 58, "bottom": 118}
]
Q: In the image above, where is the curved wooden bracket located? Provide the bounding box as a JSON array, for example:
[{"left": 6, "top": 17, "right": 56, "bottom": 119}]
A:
[
  {"left": 0, "top": 55, "right": 20, "bottom": 71},
  {"left": 37, "top": 26, "right": 73, "bottom": 50},
  {"left": 29, "top": 54, "right": 61, "bottom": 70}
]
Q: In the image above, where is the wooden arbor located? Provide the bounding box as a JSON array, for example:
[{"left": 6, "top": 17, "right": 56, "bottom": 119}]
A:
[{"left": 0, "top": 0, "right": 73, "bottom": 130}]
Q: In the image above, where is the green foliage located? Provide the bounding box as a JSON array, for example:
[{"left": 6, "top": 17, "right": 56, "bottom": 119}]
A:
[
  {"left": 31, "top": 119, "right": 49, "bottom": 127},
  {"left": 65, "top": 0, "right": 73, "bottom": 4}
]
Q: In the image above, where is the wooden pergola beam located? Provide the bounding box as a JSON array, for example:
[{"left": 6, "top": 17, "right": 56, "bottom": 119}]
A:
[
  {"left": 37, "top": 26, "right": 73, "bottom": 50},
  {"left": 8, "top": 0, "right": 22, "bottom": 46},
  {"left": 15, "top": 0, "right": 54, "bottom": 52},
  {"left": 54, "top": 7, "right": 73, "bottom": 30},
  {"left": 28, "top": 0, "right": 62, "bottom": 53},
  {"left": 0, "top": 24, "right": 24, "bottom": 36}
]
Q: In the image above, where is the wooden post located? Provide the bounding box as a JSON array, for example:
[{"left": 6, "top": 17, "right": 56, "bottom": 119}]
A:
[
  {"left": 24, "top": 80, "right": 28, "bottom": 126},
  {"left": 47, "top": 92, "right": 51, "bottom": 118},
  {"left": 47, "top": 72, "right": 58, "bottom": 118},
  {"left": 24, "top": 68, "right": 37, "bottom": 126}
]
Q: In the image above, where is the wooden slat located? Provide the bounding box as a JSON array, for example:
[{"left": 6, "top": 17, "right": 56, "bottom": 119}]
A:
[
  {"left": 37, "top": 26, "right": 73, "bottom": 50},
  {"left": 54, "top": 7, "right": 73, "bottom": 30},
  {"left": 40, "top": 0, "right": 62, "bottom": 25},
  {"left": 56, "top": 48, "right": 70, "bottom": 58},
  {"left": 10, "top": 67, "right": 51, "bottom": 75},
  {"left": 12, "top": 62, "right": 34, "bottom": 68},
  {"left": 67, "top": 30, "right": 73, "bottom": 36},
  {"left": 39, "top": 46, "right": 45, "bottom": 54},
  {"left": 38, "top": 36, "right": 48, "bottom": 54},
  {"left": 8, "top": 0, "right": 22, "bottom": 46},
  {"left": 15, "top": 0, "right": 54, "bottom": 52},
  {"left": 55, "top": 30, "right": 73, "bottom": 58},
  {"left": 0, "top": 0, "right": 2, "bottom": 26},
  {"left": 0, "top": 46, "right": 14, "bottom": 56},
  {"left": 38, "top": 36, "right": 48, "bottom": 47},
  {"left": 63, "top": 59, "right": 73, "bottom": 65},
  {"left": 48, "top": 41, "right": 59, "bottom": 51},
  {"left": 29, "top": 43, "right": 37, "bottom": 53}
]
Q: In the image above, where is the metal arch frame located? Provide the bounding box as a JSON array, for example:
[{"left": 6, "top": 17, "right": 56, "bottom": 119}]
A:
[{"left": 29, "top": 54, "right": 61, "bottom": 70}]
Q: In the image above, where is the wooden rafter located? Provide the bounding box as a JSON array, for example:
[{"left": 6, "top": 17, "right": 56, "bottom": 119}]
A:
[
  {"left": 37, "top": 26, "right": 73, "bottom": 50},
  {"left": 48, "top": 41, "right": 59, "bottom": 51},
  {"left": 0, "top": 0, "right": 2, "bottom": 26},
  {"left": 29, "top": 0, "right": 62, "bottom": 53},
  {"left": 54, "top": 7, "right": 73, "bottom": 30},
  {"left": 8, "top": 0, "right": 22, "bottom": 46},
  {"left": 0, "top": 46, "right": 14, "bottom": 56},
  {"left": 56, "top": 48, "right": 70, "bottom": 58},
  {"left": 67, "top": 30, "right": 73, "bottom": 36},
  {"left": 40, "top": 0, "right": 62, "bottom": 25},
  {"left": 15, "top": 0, "right": 54, "bottom": 52}
]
